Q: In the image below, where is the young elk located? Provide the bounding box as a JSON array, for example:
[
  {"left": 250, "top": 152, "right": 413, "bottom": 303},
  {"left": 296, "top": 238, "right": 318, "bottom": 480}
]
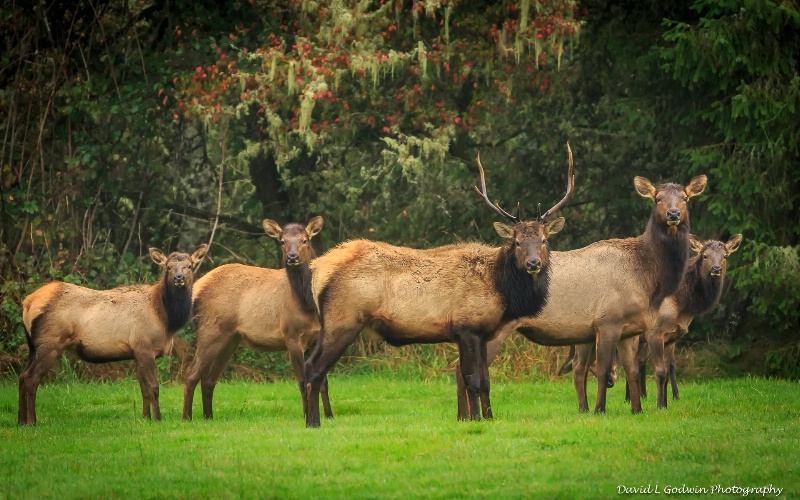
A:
[
  {"left": 460, "top": 174, "right": 707, "bottom": 415},
  {"left": 301, "top": 146, "right": 574, "bottom": 427},
  {"left": 623, "top": 234, "right": 742, "bottom": 407},
  {"left": 182, "top": 217, "right": 332, "bottom": 420},
  {"left": 18, "top": 245, "right": 208, "bottom": 425}
]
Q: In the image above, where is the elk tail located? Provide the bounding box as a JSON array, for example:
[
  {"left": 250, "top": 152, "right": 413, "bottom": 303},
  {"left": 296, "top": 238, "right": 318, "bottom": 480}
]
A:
[{"left": 557, "top": 345, "right": 576, "bottom": 376}]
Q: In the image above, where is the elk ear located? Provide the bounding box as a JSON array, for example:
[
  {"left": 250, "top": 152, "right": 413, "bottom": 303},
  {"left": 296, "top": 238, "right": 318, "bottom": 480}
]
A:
[
  {"left": 190, "top": 244, "right": 208, "bottom": 266},
  {"left": 493, "top": 222, "right": 515, "bottom": 239},
  {"left": 545, "top": 217, "right": 565, "bottom": 235},
  {"left": 685, "top": 175, "right": 707, "bottom": 198},
  {"left": 306, "top": 216, "right": 324, "bottom": 239},
  {"left": 148, "top": 248, "right": 168, "bottom": 266},
  {"left": 633, "top": 176, "right": 656, "bottom": 200},
  {"left": 725, "top": 234, "right": 743, "bottom": 254},
  {"left": 262, "top": 219, "right": 283, "bottom": 240},
  {"left": 688, "top": 234, "right": 704, "bottom": 254}
]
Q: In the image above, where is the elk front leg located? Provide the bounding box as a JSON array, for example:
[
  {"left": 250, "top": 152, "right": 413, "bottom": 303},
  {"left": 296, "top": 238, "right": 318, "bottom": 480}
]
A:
[
  {"left": 455, "top": 359, "right": 469, "bottom": 421},
  {"left": 478, "top": 339, "right": 492, "bottom": 420},
  {"left": 617, "top": 336, "right": 642, "bottom": 414},
  {"left": 645, "top": 328, "right": 669, "bottom": 409}
]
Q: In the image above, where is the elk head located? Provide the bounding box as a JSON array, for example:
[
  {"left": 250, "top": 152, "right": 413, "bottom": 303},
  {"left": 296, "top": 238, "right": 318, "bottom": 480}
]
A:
[
  {"left": 149, "top": 244, "right": 208, "bottom": 289},
  {"left": 634, "top": 175, "right": 707, "bottom": 230},
  {"left": 263, "top": 216, "right": 324, "bottom": 267},
  {"left": 689, "top": 234, "right": 742, "bottom": 278},
  {"left": 475, "top": 143, "right": 574, "bottom": 275}
]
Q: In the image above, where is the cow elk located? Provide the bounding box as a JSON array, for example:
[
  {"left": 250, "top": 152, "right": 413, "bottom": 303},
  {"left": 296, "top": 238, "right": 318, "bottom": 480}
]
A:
[
  {"left": 459, "top": 173, "right": 707, "bottom": 415},
  {"left": 18, "top": 245, "right": 208, "bottom": 425},
  {"left": 623, "top": 233, "right": 742, "bottom": 407},
  {"left": 301, "top": 145, "right": 574, "bottom": 427},
  {"left": 182, "top": 217, "right": 332, "bottom": 420}
]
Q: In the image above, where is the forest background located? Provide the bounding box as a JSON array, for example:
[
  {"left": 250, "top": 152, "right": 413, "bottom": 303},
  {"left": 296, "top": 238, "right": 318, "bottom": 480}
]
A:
[{"left": 1, "top": 0, "right": 798, "bottom": 382}]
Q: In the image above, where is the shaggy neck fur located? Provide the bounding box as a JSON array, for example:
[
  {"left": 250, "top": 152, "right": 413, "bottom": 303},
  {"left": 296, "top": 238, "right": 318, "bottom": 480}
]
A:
[
  {"left": 679, "top": 255, "right": 724, "bottom": 316},
  {"left": 494, "top": 245, "right": 550, "bottom": 321},
  {"left": 641, "top": 214, "right": 691, "bottom": 307},
  {"left": 286, "top": 249, "right": 317, "bottom": 313},
  {"left": 159, "top": 272, "right": 193, "bottom": 332}
]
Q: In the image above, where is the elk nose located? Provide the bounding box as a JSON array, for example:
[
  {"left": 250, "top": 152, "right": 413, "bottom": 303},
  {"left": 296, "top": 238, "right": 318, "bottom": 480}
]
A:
[
  {"left": 174, "top": 274, "right": 186, "bottom": 287},
  {"left": 286, "top": 252, "right": 300, "bottom": 265},
  {"left": 526, "top": 258, "right": 542, "bottom": 273},
  {"left": 710, "top": 265, "right": 722, "bottom": 276},
  {"left": 666, "top": 208, "right": 681, "bottom": 222}
]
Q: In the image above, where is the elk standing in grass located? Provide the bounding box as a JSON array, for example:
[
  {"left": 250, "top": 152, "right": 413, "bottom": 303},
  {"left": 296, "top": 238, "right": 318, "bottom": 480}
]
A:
[
  {"left": 18, "top": 245, "right": 208, "bottom": 426},
  {"left": 459, "top": 174, "right": 707, "bottom": 415},
  {"left": 620, "top": 234, "right": 742, "bottom": 407},
  {"left": 302, "top": 147, "right": 574, "bottom": 427},
  {"left": 182, "top": 217, "right": 332, "bottom": 420}
]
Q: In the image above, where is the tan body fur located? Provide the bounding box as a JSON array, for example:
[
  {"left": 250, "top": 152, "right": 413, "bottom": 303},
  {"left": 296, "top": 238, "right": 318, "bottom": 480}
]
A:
[
  {"left": 18, "top": 245, "right": 207, "bottom": 425},
  {"left": 182, "top": 217, "right": 331, "bottom": 420},
  {"left": 311, "top": 241, "right": 508, "bottom": 344},
  {"left": 303, "top": 149, "right": 573, "bottom": 427},
  {"left": 458, "top": 175, "right": 708, "bottom": 415}
]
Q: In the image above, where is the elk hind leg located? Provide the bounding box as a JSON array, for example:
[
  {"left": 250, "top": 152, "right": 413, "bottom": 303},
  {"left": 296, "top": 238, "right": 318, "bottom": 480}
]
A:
[
  {"left": 19, "top": 346, "right": 61, "bottom": 426},
  {"left": 455, "top": 332, "right": 482, "bottom": 421},
  {"left": 617, "top": 336, "right": 642, "bottom": 414},
  {"left": 593, "top": 327, "right": 621, "bottom": 414},
  {"left": 195, "top": 336, "right": 240, "bottom": 420},
  {"left": 287, "top": 338, "right": 310, "bottom": 419},
  {"left": 134, "top": 353, "right": 162, "bottom": 421},
  {"left": 666, "top": 343, "right": 679, "bottom": 400},
  {"left": 645, "top": 329, "right": 669, "bottom": 409},
  {"left": 478, "top": 339, "right": 492, "bottom": 420},
  {"left": 303, "top": 324, "right": 361, "bottom": 428},
  {"left": 572, "top": 344, "right": 593, "bottom": 413}
]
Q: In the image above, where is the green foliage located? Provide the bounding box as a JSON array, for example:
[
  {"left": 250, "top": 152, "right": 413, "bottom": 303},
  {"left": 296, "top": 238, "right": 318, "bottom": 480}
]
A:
[
  {"left": 765, "top": 342, "right": 800, "bottom": 380},
  {"left": 661, "top": 0, "right": 800, "bottom": 333}
]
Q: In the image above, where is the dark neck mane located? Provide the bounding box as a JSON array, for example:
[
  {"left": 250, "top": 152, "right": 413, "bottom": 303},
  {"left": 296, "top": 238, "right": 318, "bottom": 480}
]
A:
[
  {"left": 159, "top": 273, "right": 193, "bottom": 332},
  {"left": 494, "top": 246, "right": 550, "bottom": 321},
  {"left": 286, "top": 250, "right": 317, "bottom": 313},
  {"left": 641, "top": 215, "right": 691, "bottom": 306},
  {"left": 678, "top": 256, "right": 725, "bottom": 316}
]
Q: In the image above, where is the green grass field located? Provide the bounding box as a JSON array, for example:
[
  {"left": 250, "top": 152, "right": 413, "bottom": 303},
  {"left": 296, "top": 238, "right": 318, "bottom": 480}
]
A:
[{"left": 1, "top": 375, "right": 798, "bottom": 498}]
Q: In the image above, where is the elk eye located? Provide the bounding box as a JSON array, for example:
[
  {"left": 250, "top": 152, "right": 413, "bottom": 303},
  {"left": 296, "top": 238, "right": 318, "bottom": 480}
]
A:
[
  {"left": 723, "top": 255, "right": 727, "bottom": 259},
  {"left": 683, "top": 196, "right": 689, "bottom": 202},
  {"left": 280, "top": 240, "right": 285, "bottom": 245},
  {"left": 302, "top": 239, "right": 308, "bottom": 244},
  {"left": 703, "top": 254, "right": 708, "bottom": 259},
  {"left": 514, "top": 241, "right": 520, "bottom": 247},
  {"left": 656, "top": 198, "right": 662, "bottom": 204}
]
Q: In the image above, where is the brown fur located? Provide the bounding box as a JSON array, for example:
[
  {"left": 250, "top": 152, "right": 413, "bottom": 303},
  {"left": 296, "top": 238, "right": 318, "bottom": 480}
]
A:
[
  {"left": 302, "top": 151, "right": 573, "bottom": 427},
  {"left": 458, "top": 175, "right": 707, "bottom": 416},
  {"left": 182, "top": 217, "right": 333, "bottom": 420},
  {"left": 625, "top": 234, "right": 742, "bottom": 407},
  {"left": 17, "top": 245, "right": 208, "bottom": 425}
]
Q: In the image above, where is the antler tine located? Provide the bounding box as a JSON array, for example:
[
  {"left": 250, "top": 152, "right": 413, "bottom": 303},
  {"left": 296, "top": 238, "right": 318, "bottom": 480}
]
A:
[
  {"left": 474, "top": 152, "right": 520, "bottom": 223},
  {"left": 541, "top": 141, "right": 575, "bottom": 221}
]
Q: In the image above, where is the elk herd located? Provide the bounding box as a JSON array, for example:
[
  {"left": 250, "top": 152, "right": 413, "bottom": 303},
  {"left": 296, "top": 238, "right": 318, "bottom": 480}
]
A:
[{"left": 16, "top": 143, "right": 742, "bottom": 428}]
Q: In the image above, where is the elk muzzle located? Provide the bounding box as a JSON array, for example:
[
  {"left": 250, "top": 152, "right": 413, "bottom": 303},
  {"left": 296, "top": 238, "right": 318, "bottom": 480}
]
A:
[
  {"left": 710, "top": 265, "right": 722, "bottom": 277},
  {"left": 526, "top": 258, "right": 542, "bottom": 275},
  {"left": 286, "top": 252, "right": 301, "bottom": 266},
  {"left": 174, "top": 274, "right": 186, "bottom": 287},
  {"left": 666, "top": 208, "right": 681, "bottom": 225}
]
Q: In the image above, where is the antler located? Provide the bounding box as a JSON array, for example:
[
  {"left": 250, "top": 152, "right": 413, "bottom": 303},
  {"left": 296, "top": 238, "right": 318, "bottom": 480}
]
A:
[
  {"left": 474, "top": 152, "right": 520, "bottom": 223},
  {"left": 541, "top": 142, "right": 575, "bottom": 221}
]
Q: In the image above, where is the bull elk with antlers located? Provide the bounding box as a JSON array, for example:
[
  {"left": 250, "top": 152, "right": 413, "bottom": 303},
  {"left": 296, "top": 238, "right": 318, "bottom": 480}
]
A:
[
  {"left": 18, "top": 245, "right": 208, "bottom": 425},
  {"left": 301, "top": 145, "right": 575, "bottom": 427},
  {"left": 458, "top": 173, "right": 707, "bottom": 415},
  {"left": 182, "top": 217, "right": 332, "bottom": 420}
]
